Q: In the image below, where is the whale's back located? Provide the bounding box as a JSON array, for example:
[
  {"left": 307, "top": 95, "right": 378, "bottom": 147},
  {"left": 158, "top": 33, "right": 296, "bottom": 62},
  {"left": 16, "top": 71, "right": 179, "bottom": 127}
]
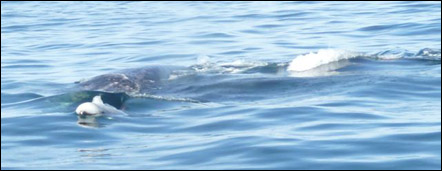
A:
[{"left": 77, "top": 66, "right": 181, "bottom": 94}]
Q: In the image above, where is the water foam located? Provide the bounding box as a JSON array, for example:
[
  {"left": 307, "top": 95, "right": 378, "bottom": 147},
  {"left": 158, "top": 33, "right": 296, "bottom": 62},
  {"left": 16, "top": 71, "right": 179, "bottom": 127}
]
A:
[
  {"left": 218, "top": 60, "right": 268, "bottom": 73},
  {"left": 288, "top": 49, "right": 359, "bottom": 72}
]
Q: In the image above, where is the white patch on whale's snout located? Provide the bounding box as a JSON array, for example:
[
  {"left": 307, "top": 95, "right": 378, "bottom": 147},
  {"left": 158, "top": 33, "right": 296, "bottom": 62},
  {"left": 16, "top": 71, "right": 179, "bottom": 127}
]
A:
[
  {"left": 76, "top": 102, "right": 103, "bottom": 116},
  {"left": 75, "top": 96, "right": 125, "bottom": 116}
]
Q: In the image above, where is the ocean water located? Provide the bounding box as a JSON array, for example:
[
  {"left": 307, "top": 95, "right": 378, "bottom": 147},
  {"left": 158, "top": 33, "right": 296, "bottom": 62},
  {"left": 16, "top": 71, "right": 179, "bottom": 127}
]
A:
[{"left": 1, "top": 1, "right": 441, "bottom": 170}]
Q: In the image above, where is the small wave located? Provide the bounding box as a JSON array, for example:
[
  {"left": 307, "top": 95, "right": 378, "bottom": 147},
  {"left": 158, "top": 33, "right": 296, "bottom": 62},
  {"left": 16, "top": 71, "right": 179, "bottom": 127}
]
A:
[
  {"left": 371, "top": 48, "right": 415, "bottom": 60},
  {"left": 288, "top": 49, "right": 360, "bottom": 72},
  {"left": 1, "top": 93, "right": 45, "bottom": 106},
  {"left": 415, "top": 48, "right": 441, "bottom": 60},
  {"left": 372, "top": 48, "right": 441, "bottom": 61}
]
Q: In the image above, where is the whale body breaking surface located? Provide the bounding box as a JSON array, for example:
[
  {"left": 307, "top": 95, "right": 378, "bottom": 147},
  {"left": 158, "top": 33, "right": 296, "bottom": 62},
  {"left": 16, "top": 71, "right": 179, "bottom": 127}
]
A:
[
  {"left": 77, "top": 65, "right": 184, "bottom": 94},
  {"left": 73, "top": 49, "right": 441, "bottom": 116}
]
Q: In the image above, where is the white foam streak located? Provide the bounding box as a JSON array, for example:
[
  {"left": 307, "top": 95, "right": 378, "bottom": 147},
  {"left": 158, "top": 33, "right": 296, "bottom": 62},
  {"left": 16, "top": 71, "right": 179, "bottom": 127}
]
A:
[
  {"left": 128, "top": 93, "right": 202, "bottom": 103},
  {"left": 219, "top": 60, "right": 267, "bottom": 73},
  {"left": 193, "top": 55, "right": 268, "bottom": 74}
]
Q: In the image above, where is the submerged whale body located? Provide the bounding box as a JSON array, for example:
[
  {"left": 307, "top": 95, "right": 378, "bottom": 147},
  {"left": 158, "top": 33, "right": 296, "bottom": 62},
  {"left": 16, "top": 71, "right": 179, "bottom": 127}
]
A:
[{"left": 78, "top": 66, "right": 184, "bottom": 94}]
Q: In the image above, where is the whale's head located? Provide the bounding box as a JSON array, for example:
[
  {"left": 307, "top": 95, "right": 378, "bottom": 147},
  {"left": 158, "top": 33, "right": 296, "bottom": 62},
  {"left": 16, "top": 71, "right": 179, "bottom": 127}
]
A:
[{"left": 75, "top": 102, "right": 103, "bottom": 116}]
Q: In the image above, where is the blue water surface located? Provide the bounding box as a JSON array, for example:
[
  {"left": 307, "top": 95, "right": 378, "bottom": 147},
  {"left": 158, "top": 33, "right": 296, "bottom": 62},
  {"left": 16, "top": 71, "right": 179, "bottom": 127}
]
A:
[{"left": 1, "top": 1, "right": 441, "bottom": 170}]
